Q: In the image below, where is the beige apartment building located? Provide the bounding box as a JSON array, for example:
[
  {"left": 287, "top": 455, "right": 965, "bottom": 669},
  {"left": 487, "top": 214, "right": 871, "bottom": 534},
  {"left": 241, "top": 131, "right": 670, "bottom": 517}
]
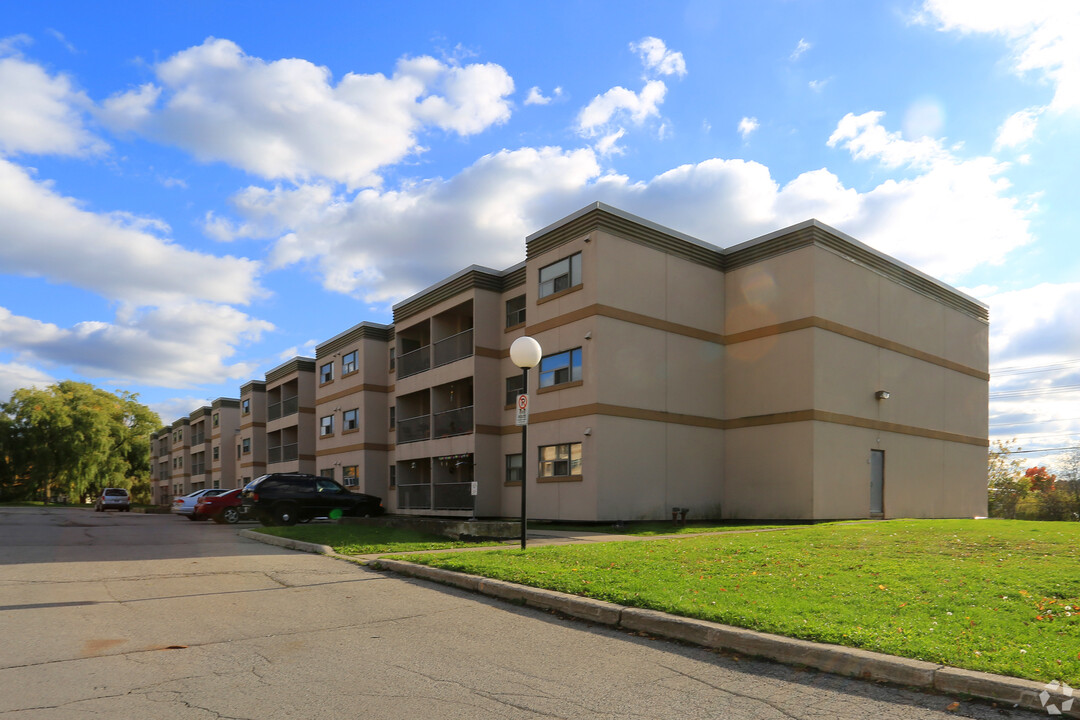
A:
[
  {"left": 236, "top": 380, "right": 268, "bottom": 488},
  {"left": 151, "top": 398, "right": 241, "bottom": 504},
  {"left": 265, "top": 358, "right": 317, "bottom": 476},
  {"left": 155, "top": 203, "right": 988, "bottom": 520}
]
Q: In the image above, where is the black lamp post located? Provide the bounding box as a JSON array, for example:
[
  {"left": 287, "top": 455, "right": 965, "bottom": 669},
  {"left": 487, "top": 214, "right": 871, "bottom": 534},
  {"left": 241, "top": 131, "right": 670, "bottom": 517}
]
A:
[{"left": 509, "top": 336, "right": 542, "bottom": 550}]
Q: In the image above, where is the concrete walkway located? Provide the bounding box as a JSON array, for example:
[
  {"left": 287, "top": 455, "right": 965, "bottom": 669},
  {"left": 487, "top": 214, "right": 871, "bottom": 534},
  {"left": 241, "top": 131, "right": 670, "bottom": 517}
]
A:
[{"left": 238, "top": 526, "right": 1078, "bottom": 719}]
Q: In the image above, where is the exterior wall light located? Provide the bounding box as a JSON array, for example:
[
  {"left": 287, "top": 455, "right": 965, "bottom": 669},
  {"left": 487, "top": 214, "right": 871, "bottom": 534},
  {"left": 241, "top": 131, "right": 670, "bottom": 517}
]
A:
[{"left": 875, "top": 390, "right": 891, "bottom": 400}]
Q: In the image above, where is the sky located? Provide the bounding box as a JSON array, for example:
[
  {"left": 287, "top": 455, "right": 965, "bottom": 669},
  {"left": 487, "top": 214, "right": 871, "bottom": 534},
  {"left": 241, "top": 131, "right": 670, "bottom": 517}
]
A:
[{"left": 1, "top": 1, "right": 1078, "bottom": 465}]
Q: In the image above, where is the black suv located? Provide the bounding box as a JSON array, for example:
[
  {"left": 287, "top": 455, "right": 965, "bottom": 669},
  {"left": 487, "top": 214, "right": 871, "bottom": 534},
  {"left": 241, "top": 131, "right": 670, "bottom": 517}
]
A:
[{"left": 240, "top": 473, "right": 384, "bottom": 526}]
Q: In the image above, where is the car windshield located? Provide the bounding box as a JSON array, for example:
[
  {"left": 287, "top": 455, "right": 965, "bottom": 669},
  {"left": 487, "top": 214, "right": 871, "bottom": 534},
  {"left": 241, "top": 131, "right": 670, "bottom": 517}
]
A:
[{"left": 104, "top": 489, "right": 127, "bottom": 496}]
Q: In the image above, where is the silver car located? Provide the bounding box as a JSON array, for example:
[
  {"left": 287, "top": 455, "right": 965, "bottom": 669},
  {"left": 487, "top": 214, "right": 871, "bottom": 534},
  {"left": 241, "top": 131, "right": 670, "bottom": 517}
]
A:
[
  {"left": 95, "top": 488, "right": 131, "bottom": 512},
  {"left": 171, "top": 489, "right": 227, "bottom": 520}
]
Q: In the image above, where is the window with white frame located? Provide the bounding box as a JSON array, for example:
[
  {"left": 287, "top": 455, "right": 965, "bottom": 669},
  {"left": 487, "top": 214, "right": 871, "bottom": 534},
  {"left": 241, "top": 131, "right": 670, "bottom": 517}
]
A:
[
  {"left": 212, "top": 413, "right": 219, "bottom": 428},
  {"left": 242, "top": 438, "right": 251, "bottom": 454},
  {"left": 320, "top": 362, "right": 333, "bottom": 383},
  {"left": 342, "top": 465, "right": 359, "bottom": 486},
  {"left": 539, "top": 443, "right": 582, "bottom": 478},
  {"left": 389, "top": 406, "right": 395, "bottom": 429},
  {"left": 342, "top": 350, "right": 358, "bottom": 374},
  {"left": 538, "top": 253, "right": 581, "bottom": 298},
  {"left": 506, "top": 453, "right": 523, "bottom": 484},
  {"left": 343, "top": 409, "right": 358, "bottom": 431},
  {"left": 212, "top": 446, "right": 219, "bottom": 461},
  {"left": 242, "top": 398, "right": 250, "bottom": 415},
  {"left": 506, "top": 295, "right": 526, "bottom": 327},
  {"left": 319, "top": 467, "right": 334, "bottom": 480},
  {"left": 389, "top": 465, "right": 396, "bottom": 487},
  {"left": 320, "top": 415, "right": 334, "bottom": 436},
  {"left": 506, "top": 375, "right": 524, "bottom": 406},
  {"left": 539, "top": 348, "right": 582, "bottom": 388}
]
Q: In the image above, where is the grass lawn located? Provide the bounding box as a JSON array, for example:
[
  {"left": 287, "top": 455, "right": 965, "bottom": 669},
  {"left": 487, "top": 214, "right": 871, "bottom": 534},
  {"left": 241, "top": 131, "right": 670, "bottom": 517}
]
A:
[
  {"left": 253, "top": 524, "right": 504, "bottom": 555},
  {"left": 405, "top": 519, "right": 1080, "bottom": 686},
  {"left": 530, "top": 520, "right": 799, "bottom": 536}
]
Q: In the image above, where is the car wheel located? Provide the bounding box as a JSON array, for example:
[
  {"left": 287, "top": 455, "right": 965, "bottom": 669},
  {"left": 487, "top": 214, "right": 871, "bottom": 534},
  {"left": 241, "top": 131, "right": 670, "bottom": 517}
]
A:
[
  {"left": 221, "top": 507, "right": 240, "bottom": 524},
  {"left": 273, "top": 503, "right": 299, "bottom": 526},
  {"left": 186, "top": 514, "right": 200, "bottom": 521}
]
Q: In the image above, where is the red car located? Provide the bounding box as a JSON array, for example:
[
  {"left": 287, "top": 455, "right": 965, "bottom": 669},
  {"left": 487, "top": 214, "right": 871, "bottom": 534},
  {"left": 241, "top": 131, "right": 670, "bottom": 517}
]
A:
[{"left": 193, "top": 488, "right": 243, "bottom": 524}]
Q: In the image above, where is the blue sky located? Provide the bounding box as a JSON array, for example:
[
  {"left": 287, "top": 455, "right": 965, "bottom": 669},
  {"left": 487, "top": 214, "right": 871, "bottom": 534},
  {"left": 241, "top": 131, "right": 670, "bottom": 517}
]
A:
[{"left": 2, "top": 1, "right": 1078, "bottom": 463}]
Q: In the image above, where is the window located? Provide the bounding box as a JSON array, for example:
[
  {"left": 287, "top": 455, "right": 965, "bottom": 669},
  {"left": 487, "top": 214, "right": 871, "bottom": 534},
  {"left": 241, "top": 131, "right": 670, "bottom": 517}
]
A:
[
  {"left": 389, "top": 465, "right": 396, "bottom": 487},
  {"left": 389, "top": 347, "right": 396, "bottom": 371},
  {"left": 389, "top": 406, "right": 396, "bottom": 430},
  {"left": 342, "top": 465, "right": 359, "bottom": 486},
  {"left": 320, "top": 415, "right": 334, "bottom": 437},
  {"left": 539, "top": 348, "right": 582, "bottom": 388},
  {"left": 320, "top": 362, "right": 334, "bottom": 384},
  {"left": 506, "top": 375, "right": 524, "bottom": 406},
  {"left": 212, "top": 413, "right": 219, "bottom": 428},
  {"left": 342, "top": 350, "right": 358, "bottom": 374},
  {"left": 539, "top": 253, "right": 581, "bottom": 298},
  {"left": 319, "top": 467, "right": 334, "bottom": 480},
  {"left": 242, "top": 438, "right": 251, "bottom": 455},
  {"left": 237, "top": 444, "right": 242, "bottom": 459},
  {"left": 506, "top": 453, "right": 523, "bottom": 484},
  {"left": 242, "top": 399, "right": 250, "bottom": 415},
  {"left": 212, "top": 446, "right": 219, "bottom": 461},
  {"left": 506, "top": 295, "right": 526, "bottom": 328},
  {"left": 212, "top": 480, "right": 220, "bottom": 489},
  {"left": 539, "top": 443, "right": 582, "bottom": 478},
  {"left": 343, "top": 409, "right": 358, "bottom": 431},
  {"left": 177, "top": 456, "right": 183, "bottom": 468}
]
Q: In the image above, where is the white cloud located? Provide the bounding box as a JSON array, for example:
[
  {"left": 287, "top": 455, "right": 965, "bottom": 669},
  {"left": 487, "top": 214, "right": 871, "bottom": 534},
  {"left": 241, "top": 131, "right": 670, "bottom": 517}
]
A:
[
  {"left": 0, "top": 157, "right": 262, "bottom": 306},
  {"left": 808, "top": 78, "right": 830, "bottom": 92},
  {"left": 0, "top": 50, "right": 105, "bottom": 157},
  {"left": 0, "top": 360, "right": 55, "bottom": 400},
  {"left": 919, "top": 1, "right": 1080, "bottom": 113},
  {"left": 791, "top": 38, "right": 812, "bottom": 61},
  {"left": 994, "top": 107, "right": 1042, "bottom": 149},
  {"left": 525, "top": 86, "right": 562, "bottom": 105},
  {"left": 577, "top": 80, "right": 667, "bottom": 135},
  {"left": 738, "top": 116, "right": 759, "bottom": 139},
  {"left": 97, "top": 38, "right": 515, "bottom": 187},
  {"left": 211, "top": 111, "right": 1033, "bottom": 304},
  {"left": 630, "top": 37, "right": 687, "bottom": 77},
  {"left": 0, "top": 303, "right": 273, "bottom": 388},
  {"left": 595, "top": 129, "right": 627, "bottom": 156}
]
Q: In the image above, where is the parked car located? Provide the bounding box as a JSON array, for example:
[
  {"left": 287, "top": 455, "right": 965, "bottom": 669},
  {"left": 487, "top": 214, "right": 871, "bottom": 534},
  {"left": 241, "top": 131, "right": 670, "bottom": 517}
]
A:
[
  {"left": 95, "top": 488, "right": 131, "bottom": 512},
  {"left": 193, "top": 488, "right": 243, "bottom": 524},
  {"left": 172, "top": 489, "right": 228, "bottom": 520},
  {"left": 241, "top": 473, "right": 384, "bottom": 526}
]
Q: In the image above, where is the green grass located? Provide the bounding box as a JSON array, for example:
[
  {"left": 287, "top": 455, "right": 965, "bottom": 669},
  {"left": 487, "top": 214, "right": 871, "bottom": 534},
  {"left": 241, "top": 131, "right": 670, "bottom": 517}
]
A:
[
  {"left": 405, "top": 519, "right": 1080, "bottom": 685},
  {"left": 530, "top": 520, "right": 798, "bottom": 536},
  {"left": 253, "top": 523, "right": 504, "bottom": 554}
]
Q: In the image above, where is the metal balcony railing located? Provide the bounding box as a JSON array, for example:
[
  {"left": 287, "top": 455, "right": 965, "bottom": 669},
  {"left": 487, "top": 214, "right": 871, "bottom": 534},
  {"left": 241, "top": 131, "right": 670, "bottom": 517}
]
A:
[
  {"left": 397, "top": 484, "right": 432, "bottom": 509},
  {"left": 433, "top": 406, "right": 473, "bottom": 438},
  {"left": 397, "top": 415, "right": 430, "bottom": 444},
  {"left": 268, "top": 402, "right": 281, "bottom": 421},
  {"left": 282, "top": 443, "right": 298, "bottom": 462},
  {"left": 433, "top": 328, "right": 473, "bottom": 367},
  {"left": 397, "top": 345, "right": 431, "bottom": 379},
  {"left": 282, "top": 396, "right": 298, "bottom": 417},
  {"left": 433, "top": 482, "right": 474, "bottom": 511},
  {"left": 268, "top": 446, "right": 281, "bottom": 464}
]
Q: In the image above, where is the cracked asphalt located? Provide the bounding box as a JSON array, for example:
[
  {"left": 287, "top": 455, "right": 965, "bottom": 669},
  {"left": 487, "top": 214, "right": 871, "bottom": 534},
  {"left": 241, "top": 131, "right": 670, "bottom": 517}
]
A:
[{"left": 0, "top": 507, "right": 1050, "bottom": 719}]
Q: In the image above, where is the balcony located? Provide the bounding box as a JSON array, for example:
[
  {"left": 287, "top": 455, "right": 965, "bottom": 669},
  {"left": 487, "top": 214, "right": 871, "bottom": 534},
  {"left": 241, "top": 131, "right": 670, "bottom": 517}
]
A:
[
  {"left": 397, "top": 484, "right": 431, "bottom": 510},
  {"left": 433, "top": 482, "right": 474, "bottom": 511},
  {"left": 267, "top": 396, "right": 299, "bottom": 421},
  {"left": 397, "top": 415, "right": 430, "bottom": 444},
  {"left": 433, "top": 328, "right": 473, "bottom": 368},
  {"left": 268, "top": 444, "right": 298, "bottom": 464},
  {"left": 191, "top": 462, "right": 206, "bottom": 476},
  {"left": 433, "top": 406, "right": 473, "bottom": 438},
  {"left": 398, "top": 345, "right": 431, "bottom": 379}
]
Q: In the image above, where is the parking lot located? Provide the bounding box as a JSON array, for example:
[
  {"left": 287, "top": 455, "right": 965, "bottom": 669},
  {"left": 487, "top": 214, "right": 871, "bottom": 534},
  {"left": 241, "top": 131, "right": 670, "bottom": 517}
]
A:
[{"left": 0, "top": 507, "right": 1046, "bottom": 719}]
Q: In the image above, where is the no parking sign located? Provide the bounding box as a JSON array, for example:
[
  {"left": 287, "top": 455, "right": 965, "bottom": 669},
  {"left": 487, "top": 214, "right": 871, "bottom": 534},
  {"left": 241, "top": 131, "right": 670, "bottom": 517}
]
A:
[{"left": 515, "top": 394, "right": 529, "bottom": 426}]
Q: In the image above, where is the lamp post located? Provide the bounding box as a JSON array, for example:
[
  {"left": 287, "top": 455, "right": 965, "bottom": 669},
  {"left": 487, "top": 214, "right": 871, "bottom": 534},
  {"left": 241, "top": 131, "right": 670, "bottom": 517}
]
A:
[{"left": 509, "top": 335, "right": 542, "bottom": 550}]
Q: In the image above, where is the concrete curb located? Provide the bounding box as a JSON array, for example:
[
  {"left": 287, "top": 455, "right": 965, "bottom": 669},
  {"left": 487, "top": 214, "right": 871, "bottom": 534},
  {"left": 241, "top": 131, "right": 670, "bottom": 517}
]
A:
[
  {"left": 238, "top": 529, "right": 334, "bottom": 555},
  {"left": 371, "top": 558, "right": 1077, "bottom": 718}
]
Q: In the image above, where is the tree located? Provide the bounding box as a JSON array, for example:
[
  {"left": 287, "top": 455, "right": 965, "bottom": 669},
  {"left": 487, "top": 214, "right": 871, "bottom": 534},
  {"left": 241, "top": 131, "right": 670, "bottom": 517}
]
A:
[
  {"left": 1050, "top": 450, "right": 1080, "bottom": 522},
  {"left": 987, "top": 439, "right": 1027, "bottom": 519},
  {"left": 1025, "top": 465, "right": 1057, "bottom": 494},
  {"left": 1, "top": 382, "right": 161, "bottom": 503}
]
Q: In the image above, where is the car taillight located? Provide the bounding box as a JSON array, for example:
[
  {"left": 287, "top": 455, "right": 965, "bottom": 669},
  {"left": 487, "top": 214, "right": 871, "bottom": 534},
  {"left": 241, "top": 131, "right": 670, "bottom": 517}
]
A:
[{"left": 251, "top": 493, "right": 259, "bottom": 502}]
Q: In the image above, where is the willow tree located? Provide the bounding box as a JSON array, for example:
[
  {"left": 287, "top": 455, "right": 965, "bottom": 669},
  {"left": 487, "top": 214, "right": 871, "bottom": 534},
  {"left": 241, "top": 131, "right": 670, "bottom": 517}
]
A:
[{"left": 2, "top": 381, "right": 160, "bottom": 502}]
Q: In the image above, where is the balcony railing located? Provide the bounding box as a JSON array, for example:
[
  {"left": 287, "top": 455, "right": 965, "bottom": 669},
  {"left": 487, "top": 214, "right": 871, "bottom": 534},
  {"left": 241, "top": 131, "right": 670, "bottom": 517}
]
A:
[
  {"left": 433, "top": 482, "right": 474, "bottom": 511},
  {"left": 433, "top": 328, "right": 473, "bottom": 368},
  {"left": 397, "top": 345, "right": 431, "bottom": 379},
  {"left": 192, "top": 433, "right": 205, "bottom": 445},
  {"left": 267, "top": 396, "right": 299, "bottom": 421},
  {"left": 191, "top": 462, "right": 206, "bottom": 476},
  {"left": 282, "top": 443, "right": 298, "bottom": 462},
  {"left": 397, "top": 483, "right": 432, "bottom": 509},
  {"left": 433, "top": 406, "right": 473, "bottom": 438},
  {"left": 397, "top": 415, "right": 430, "bottom": 444},
  {"left": 268, "top": 446, "right": 281, "bottom": 464}
]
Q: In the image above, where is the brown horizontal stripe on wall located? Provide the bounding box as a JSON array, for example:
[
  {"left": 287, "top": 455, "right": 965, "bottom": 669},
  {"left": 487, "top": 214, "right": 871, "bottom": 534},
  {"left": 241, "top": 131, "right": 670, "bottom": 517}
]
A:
[
  {"left": 316, "top": 384, "right": 393, "bottom": 405},
  {"left": 315, "top": 443, "right": 393, "bottom": 457},
  {"left": 474, "top": 346, "right": 503, "bottom": 359},
  {"left": 239, "top": 422, "right": 266, "bottom": 430},
  {"left": 239, "top": 462, "right": 265, "bottom": 469},
  {"left": 526, "top": 303, "right": 985, "bottom": 380}
]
